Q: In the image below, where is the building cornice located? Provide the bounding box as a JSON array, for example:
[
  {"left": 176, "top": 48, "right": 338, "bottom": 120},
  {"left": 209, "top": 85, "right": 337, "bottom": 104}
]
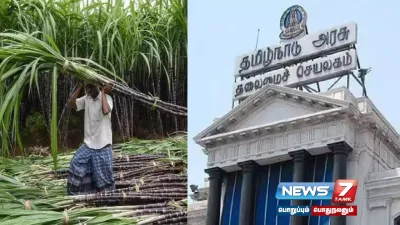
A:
[
  {"left": 360, "top": 97, "right": 400, "bottom": 139},
  {"left": 193, "top": 85, "right": 351, "bottom": 144},
  {"left": 365, "top": 169, "right": 400, "bottom": 210},
  {"left": 361, "top": 112, "right": 400, "bottom": 154},
  {"left": 198, "top": 106, "right": 356, "bottom": 148},
  {"left": 204, "top": 118, "right": 356, "bottom": 171}
]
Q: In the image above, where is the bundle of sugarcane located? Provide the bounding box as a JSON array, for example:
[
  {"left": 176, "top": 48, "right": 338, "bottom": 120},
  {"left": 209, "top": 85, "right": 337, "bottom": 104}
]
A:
[
  {"left": 0, "top": 136, "right": 188, "bottom": 224},
  {"left": 53, "top": 154, "right": 187, "bottom": 207},
  {"left": 0, "top": 31, "right": 187, "bottom": 117},
  {"left": 0, "top": 172, "right": 187, "bottom": 224}
]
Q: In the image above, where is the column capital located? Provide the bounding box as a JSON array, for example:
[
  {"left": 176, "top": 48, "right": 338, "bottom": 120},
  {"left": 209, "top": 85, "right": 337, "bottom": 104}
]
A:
[
  {"left": 289, "top": 149, "right": 310, "bottom": 162},
  {"left": 328, "top": 141, "right": 353, "bottom": 155},
  {"left": 204, "top": 167, "right": 224, "bottom": 179},
  {"left": 238, "top": 160, "right": 259, "bottom": 172}
]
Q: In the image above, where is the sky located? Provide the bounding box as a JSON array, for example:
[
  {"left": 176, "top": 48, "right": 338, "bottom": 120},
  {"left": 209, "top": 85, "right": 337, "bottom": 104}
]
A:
[{"left": 188, "top": 0, "right": 400, "bottom": 195}]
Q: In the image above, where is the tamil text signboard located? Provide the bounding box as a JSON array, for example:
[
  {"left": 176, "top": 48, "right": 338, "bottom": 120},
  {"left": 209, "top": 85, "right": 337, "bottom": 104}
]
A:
[
  {"left": 233, "top": 49, "right": 357, "bottom": 100},
  {"left": 234, "top": 22, "right": 357, "bottom": 76}
]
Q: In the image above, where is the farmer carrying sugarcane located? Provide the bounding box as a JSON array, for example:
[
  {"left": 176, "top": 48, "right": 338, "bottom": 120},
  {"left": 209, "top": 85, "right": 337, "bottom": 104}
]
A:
[{"left": 66, "top": 82, "right": 115, "bottom": 195}]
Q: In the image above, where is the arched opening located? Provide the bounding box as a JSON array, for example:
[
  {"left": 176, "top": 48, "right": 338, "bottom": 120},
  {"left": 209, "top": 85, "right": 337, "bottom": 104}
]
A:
[{"left": 395, "top": 215, "right": 400, "bottom": 225}]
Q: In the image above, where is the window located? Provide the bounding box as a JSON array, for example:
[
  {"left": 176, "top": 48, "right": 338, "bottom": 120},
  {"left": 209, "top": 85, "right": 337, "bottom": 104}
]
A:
[{"left": 394, "top": 215, "right": 400, "bottom": 225}]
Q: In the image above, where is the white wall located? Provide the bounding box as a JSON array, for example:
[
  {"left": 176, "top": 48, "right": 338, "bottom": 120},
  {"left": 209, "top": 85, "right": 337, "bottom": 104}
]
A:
[
  {"left": 352, "top": 148, "right": 374, "bottom": 225},
  {"left": 369, "top": 207, "right": 387, "bottom": 225},
  {"left": 391, "top": 201, "right": 400, "bottom": 225},
  {"left": 347, "top": 125, "right": 400, "bottom": 225}
]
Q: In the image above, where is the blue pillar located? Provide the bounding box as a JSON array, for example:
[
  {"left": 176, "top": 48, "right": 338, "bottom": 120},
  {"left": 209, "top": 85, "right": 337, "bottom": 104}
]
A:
[
  {"left": 328, "top": 141, "right": 352, "bottom": 225},
  {"left": 238, "top": 160, "right": 259, "bottom": 225},
  {"left": 289, "top": 150, "right": 310, "bottom": 225},
  {"left": 205, "top": 167, "right": 224, "bottom": 225}
]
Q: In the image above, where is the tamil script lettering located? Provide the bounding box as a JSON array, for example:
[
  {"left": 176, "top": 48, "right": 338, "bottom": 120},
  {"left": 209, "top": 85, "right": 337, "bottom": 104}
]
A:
[
  {"left": 234, "top": 22, "right": 357, "bottom": 76},
  {"left": 233, "top": 49, "right": 357, "bottom": 100}
]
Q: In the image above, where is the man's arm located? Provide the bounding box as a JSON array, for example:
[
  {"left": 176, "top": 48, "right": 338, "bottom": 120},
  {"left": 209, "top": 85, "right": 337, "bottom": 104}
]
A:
[
  {"left": 101, "top": 84, "right": 113, "bottom": 115},
  {"left": 67, "top": 83, "right": 83, "bottom": 109}
]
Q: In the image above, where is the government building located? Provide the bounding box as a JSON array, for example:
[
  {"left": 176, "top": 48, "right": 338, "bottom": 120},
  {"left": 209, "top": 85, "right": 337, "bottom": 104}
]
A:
[{"left": 192, "top": 5, "right": 400, "bottom": 225}]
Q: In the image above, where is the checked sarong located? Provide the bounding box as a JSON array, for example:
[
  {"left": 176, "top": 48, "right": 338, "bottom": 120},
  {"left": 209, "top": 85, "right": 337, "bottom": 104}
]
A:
[{"left": 67, "top": 143, "right": 115, "bottom": 195}]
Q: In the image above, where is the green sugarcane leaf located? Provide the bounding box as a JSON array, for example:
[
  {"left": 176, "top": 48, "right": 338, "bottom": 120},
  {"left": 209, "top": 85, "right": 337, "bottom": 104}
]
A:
[{"left": 0, "top": 214, "right": 62, "bottom": 225}]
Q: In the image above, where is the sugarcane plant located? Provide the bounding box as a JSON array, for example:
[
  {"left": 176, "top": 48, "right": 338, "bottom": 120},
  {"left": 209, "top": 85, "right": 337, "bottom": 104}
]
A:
[{"left": 0, "top": 0, "right": 187, "bottom": 171}]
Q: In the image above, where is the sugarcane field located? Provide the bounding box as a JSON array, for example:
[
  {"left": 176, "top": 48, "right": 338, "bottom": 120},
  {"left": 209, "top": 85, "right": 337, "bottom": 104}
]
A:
[{"left": 0, "top": 0, "right": 188, "bottom": 224}]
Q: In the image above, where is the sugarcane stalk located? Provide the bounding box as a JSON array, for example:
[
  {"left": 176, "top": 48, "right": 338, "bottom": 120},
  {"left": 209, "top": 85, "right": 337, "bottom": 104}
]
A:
[
  {"left": 95, "top": 203, "right": 167, "bottom": 211},
  {"left": 114, "top": 174, "right": 187, "bottom": 187},
  {"left": 141, "top": 188, "right": 187, "bottom": 194},
  {"left": 137, "top": 211, "right": 187, "bottom": 225},
  {"left": 156, "top": 215, "right": 187, "bottom": 224},
  {"left": 112, "top": 208, "right": 179, "bottom": 218}
]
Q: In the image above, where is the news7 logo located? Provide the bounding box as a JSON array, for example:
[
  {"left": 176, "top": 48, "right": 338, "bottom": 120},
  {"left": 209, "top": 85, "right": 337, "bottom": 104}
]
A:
[
  {"left": 332, "top": 179, "right": 358, "bottom": 203},
  {"left": 275, "top": 180, "right": 358, "bottom": 203}
]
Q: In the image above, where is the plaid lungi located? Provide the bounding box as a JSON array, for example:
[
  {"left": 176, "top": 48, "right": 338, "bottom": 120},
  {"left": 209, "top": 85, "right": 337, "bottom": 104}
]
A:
[{"left": 67, "top": 143, "right": 115, "bottom": 195}]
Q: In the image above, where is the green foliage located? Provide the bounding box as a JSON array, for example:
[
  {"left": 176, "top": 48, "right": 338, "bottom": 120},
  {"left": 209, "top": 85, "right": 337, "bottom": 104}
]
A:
[
  {"left": 25, "top": 112, "right": 47, "bottom": 135},
  {"left": 66, "top": 114, "right": 81, "bottom": 129},
  {"left": 0, "top": 0, "right": 187, "bottom": 169},
  {"left": 22, "top": 112, "right": 48, "bottom": 145}
]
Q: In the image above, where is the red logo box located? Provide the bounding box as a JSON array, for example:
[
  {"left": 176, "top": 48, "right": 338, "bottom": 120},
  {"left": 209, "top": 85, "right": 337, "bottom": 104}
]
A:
[{"left": 332, "top": 179, "right": 358, "bottom": 203}]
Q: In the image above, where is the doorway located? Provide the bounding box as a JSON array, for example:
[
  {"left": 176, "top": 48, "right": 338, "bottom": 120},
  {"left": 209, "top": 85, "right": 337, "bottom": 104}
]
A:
[{"left": 395, "top": 215, "right": 400, "bottom": 225}]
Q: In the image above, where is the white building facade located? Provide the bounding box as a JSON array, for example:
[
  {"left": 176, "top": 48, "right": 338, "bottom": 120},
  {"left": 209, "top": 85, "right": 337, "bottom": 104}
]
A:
[
  {"left": 194, "top": 85, "right": 400, "bottom": 225},
  {"left": 193, "top": 5, "right": 400, "bottom": 225}
]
